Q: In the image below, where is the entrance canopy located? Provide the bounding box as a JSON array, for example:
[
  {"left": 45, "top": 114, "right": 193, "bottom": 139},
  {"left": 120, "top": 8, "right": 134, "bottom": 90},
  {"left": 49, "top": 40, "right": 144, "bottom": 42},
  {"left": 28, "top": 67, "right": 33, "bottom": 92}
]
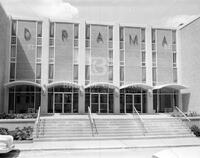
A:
[
  {"left": 120, "top": 83, "right": 153, "bottom": 90},
  {"left": 47, "top": 81, "right": 81, "bottom": 89},
  {"left": 4, "top": 81, "right": 42, "bottom": 88},
  {"left": 153, "top": 84, "right": 187, "bottom": 90},
  {"left": 85, "top": 82, "right": 118, "bottom": 89}
]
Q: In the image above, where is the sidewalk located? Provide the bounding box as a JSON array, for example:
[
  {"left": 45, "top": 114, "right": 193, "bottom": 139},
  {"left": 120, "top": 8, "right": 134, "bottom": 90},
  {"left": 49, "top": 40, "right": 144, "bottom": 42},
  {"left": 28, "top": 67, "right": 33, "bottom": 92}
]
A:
[{"left": 14, "top": 137, "right": 200, "bottom": 151}]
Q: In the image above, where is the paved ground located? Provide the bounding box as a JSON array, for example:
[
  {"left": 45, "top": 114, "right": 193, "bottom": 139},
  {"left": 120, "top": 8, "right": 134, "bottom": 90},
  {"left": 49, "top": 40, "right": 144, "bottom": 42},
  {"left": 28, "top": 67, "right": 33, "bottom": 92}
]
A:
[
  {"left": 14, "top": 137, "right": 200, "bottom": 151},
  {"left": 1, "top": 146, "right": 200, "bottom": 158}
]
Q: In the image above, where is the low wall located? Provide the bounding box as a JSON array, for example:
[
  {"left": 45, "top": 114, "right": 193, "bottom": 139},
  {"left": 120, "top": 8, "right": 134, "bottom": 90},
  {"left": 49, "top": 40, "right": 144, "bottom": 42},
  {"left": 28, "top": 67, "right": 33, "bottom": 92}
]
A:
[
  {"left": 181, "top": 117, "right": 200, "bottom": 128},
  {"left": 0, "top": 119, "right": 35, "bottom": 130}
]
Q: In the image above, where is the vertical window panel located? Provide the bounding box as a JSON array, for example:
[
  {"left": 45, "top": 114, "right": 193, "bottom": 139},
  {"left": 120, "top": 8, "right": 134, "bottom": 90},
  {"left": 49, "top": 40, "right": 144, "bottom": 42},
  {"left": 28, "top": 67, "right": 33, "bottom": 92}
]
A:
[
  {"left": 172, "top": 30, "right": 176, "bottom": 44},
  {"left": 49, "top": 47, "right": 54, "bottom": 59},
  {"left": 74, "top": 48, "right": 78, "bottom": 64},
  {"left": 85, "top": 24, "right": 90, "bottom": 39},
  {"left": 109, "top": 26, "right": 113, "bottom": 41},
  {"left": 37, "top": 22, "right": 42, "bottom": 37},
  {"left": 109, "top": 66, "right": 113, "bottom": 81},
  {"left": 141, "top": 28, "right": 145, "bottom": 42},
  {"left": 120, "top": 50, "right": 124, "bottom": 63},
  {"left": 173, "top": 68, "right": 177, "bottom": 83},
  {"left": 120, "top": 27, "right": 124, "bottom": 41},
  {"left": 142, "top": 51, "right": 146, "bottom": 66},
  {"left": 12, "top": 20, "right": 16, "bottom": 36},
  {"left": 10, "top": 63, "right": 15, "bottom": 79},
  {"left": 11, "top": 45, "right": 16, "bottom": 58},
  {"left": 49, "top": 64, "right": 54, "bottom": 79},
  {"left": 109, "top": 50, "right": 113, "bottom": 65},
  {"left": 37, "top": 46, "right": 42, "bottom": 59},
  {"left": 49, "top": 23, "right": 54, "bottom": 38},
  {"left": 36, "top": 63, "right": 41, "bottom": 79},
  {"left": 85, "top": 50, "right": 90, "bottom": 65},
  {"left": 152, "top": 29, "right": 156, "bottom": 43},
  {"left": 152, "top": 67, "right": 157, "bottom": 85},
  {"left": 142, "top": 67, "right": 146, "bottom": 82},
  {"left": 74, "top": 24, "right": 79, "bottom": 39},
  {"left": 85, "top": 65, "right": 90, "bottom": 81},
  {"left": 120, "top": 66, "right": 124, "bottom": 81},
  {"left": 73, "top": 65, "right": 78, "bottom": 81}
]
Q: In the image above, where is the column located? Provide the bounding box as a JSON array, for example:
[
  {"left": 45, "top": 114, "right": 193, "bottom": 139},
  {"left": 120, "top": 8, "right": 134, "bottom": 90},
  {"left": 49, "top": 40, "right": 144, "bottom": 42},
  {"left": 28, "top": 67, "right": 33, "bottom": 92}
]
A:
[
  {"left": 78, "top": 20, "right": 86, "bottom": 114},
  {"left": 113, "top": 23, "right": 120, "bottom": 114},
  {"left": 146, "top": 26, "right": 154, "bottom": 113},
  {"left": 40, "top": 18, "right": 49, "bottom": 114}
]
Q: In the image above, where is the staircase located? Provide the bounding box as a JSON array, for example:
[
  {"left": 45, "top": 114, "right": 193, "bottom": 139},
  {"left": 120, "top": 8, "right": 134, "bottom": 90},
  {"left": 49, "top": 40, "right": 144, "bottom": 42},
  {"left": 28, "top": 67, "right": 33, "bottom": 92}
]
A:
[{"left": 34, "top": 114, "right": 194, "bottom": 141}]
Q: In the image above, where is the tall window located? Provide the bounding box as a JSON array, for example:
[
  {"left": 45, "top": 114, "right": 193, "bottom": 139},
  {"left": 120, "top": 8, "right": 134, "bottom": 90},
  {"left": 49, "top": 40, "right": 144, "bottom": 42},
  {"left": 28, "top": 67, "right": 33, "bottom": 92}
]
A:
[
  {"left": 74, "top": 24, "right": 79, "bottom": 83},
  {"left": 172, "top": 30, "right": 177, "bottom": 83},
  {"left": 108, "top": 26, "right": 113, "bottom": 82},
  {"left": 10, "top": 20, "right": 17, "bottom": 82},
  {"left": 141, "top": 28, "right": 146, "bottom": 83},
  {"left": 85, "top": 24, "right": 91, "bottom": 85},
  {"left": 119, "top": 26, "right": 125, "bottom": 86},
  {"left": 152, "top": 29, "right": 157, "bottom": 86},
  {"left": 49, "top": 22, "right": 55, "bottom": 83},
  {"left": 36, "top": 21, "right": 42, "bottom": 84}
]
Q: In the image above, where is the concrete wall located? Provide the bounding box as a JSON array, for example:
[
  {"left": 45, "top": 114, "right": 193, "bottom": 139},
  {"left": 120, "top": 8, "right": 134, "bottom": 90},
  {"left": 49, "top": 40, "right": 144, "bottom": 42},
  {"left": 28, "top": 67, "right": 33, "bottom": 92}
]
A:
[
  {"left": 179, "top": 18, "right": 200, "bottom": 113},
  {"left": 91, "top": 24, "right": 108, "bottom": 83},
  {"left": 16, "top": 20, "right": 37, "bottom": 81},
  {"left": 156, "top": 29, "right": 173, "bottom": 85},
  {"left": 0, "top": 4, "right": 10, "bottom": 113},
  {"left": 124, "top": 27, "right": 142, "bottom": 84},
  {"left": 54, "top": 23, "right": 73, "bottom": 82}
]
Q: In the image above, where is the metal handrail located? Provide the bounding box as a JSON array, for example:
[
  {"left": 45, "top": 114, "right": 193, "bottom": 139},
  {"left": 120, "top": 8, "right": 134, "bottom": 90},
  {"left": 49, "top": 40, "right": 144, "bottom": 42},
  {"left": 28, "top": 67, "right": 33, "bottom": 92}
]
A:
[
  {"left": 88, "top": 106, "right": 98, "bottom": 136},
  {"left": 34, "top": 106, "right": 41, "bottom": 138},
  {"left": 133, "top": 106, "right": 147, "bottom": 135},
  {"left": 175, "top": 106, "right": 191, "bottom": 122}
]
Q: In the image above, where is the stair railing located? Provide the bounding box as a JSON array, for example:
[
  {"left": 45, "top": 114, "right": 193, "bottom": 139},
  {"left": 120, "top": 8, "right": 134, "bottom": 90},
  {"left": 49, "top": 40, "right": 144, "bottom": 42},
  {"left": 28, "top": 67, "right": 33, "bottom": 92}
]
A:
[
  {"left": 175, "top": 106, "right": 191, "bottom": 122},
  {"left": 133, "top": 106, "right": 147, "bottom": 135},
  {"left": 88, "top": 106, "right": 98, "bottom": 136},
  {"left": 34, "top": 106, "right": 41, "bottom": 138}
]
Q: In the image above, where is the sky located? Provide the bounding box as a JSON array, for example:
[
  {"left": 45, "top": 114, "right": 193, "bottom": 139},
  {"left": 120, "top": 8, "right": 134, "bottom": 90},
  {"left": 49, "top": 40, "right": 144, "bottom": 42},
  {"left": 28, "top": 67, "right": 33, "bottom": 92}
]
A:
[{"left": 0, "top": 0, "right": 200, "bottom": 27}]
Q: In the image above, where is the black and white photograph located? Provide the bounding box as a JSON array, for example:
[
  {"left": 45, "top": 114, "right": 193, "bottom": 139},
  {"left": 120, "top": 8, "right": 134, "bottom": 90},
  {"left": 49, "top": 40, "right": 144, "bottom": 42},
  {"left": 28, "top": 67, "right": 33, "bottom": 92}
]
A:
[{"left": 0, "top": 0, "right": 200, "bottom": 157}]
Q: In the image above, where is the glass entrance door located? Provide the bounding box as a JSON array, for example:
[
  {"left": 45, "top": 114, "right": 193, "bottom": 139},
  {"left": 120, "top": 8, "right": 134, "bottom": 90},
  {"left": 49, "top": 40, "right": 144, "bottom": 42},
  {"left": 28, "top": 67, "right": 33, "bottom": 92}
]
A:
[
  {"left": 64, "top": 93, "right": 72, "bottom": 113},
  {"left": 91, "top": 94, "right": 99, "bottom": 113},
  {"left": 125, "top": 94, "right": 142, "bottom": 113},
  {"left": 54, "top": 93, "right": 72, "bottom": 113},
  {"left": 126, "top": 94, "right": 133, "bottom": 113},
  {"left": 90, "top": 93, "right": 109, "bottom": 113},
  {"left": 134, "top": 94, "right": 142, "bottom": 113},
  {"left": 54, "top": 93, "right": 62, "bottom": 113},
  {"left": 100, "top": 94, "right": 108, "bottom": 113}
]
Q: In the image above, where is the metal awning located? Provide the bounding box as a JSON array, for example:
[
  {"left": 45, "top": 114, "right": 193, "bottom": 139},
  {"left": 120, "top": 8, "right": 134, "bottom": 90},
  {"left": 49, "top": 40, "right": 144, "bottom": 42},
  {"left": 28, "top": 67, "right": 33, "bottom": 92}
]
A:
[
  {"left": 85, "top": 82, "right": 119, "bottom": 89},
  {"left": 4, "top": 81, "right": 42, "bottom": 88},
  {"left": 120, "top": 83, "right": 153, "bottom": 90},
  {"left": 153, "top": 83, "right": 188, "bottom": 90},
  {"left": 47, "top": 81, "right": 81, "bottom": 89}
]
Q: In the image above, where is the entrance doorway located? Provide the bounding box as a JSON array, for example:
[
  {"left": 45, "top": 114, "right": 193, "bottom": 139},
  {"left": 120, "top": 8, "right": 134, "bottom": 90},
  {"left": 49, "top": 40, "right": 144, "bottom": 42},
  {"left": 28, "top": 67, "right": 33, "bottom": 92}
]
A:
[
  {"left": 85, "top": 86, "right": 114, "bottom": 113},
  {"left": 91, "top": 93, "right": 109, "bottom": 113},
  {"left": 120, "top": 87, "right": 147, "bottom": 113},
  {"left": 125, "top": 94, "right": 142, "bottom": 113},
  {"left": 54, "top": 93, "right": 72, "bottom": 113}
]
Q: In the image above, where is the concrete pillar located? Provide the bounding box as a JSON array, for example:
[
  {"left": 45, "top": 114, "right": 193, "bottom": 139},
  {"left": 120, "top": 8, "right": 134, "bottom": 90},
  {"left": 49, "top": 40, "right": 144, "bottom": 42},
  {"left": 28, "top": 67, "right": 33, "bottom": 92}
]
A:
[
  {"left": 146, "top": 26, "right": 154, "bottom": 114},
  {"left": 78, "top": 20, "right": 86, "bottom": 114},
  {"left": 113, "top": 23, "right": 120, "bottom": 114},
  {"left": 147, "top": 89, "right": 154, "bottom": 113},
  {"left": 40, "top": 18, "right": 49, "bottom": 113},
  {"left": 178, "top": 90, "right": 183, "bottom": 111}
]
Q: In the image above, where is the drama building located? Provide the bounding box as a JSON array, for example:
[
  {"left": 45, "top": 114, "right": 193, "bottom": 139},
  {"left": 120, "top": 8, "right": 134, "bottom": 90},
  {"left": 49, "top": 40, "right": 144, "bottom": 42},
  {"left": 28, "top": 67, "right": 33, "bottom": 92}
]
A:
[{"left": 0, "top": 5, "right": 199, "bottom": 114}]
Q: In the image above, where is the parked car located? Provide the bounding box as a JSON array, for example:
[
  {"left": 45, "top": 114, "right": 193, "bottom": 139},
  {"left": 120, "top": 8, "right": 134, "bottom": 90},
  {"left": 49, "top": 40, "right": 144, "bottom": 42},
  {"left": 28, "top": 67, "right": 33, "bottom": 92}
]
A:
[
  {"left": 0, "top": 135, "right": 15, "bottom": 153},
  {"left": 152, "top": 147, "right": 200, "bottom": 158}
]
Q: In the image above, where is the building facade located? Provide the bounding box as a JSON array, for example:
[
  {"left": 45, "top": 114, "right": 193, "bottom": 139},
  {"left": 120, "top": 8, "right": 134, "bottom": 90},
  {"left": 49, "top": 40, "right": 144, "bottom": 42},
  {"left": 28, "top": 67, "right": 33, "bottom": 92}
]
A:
[{"left": 0, "top": 5, "right": 199, "bottom": 114}]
